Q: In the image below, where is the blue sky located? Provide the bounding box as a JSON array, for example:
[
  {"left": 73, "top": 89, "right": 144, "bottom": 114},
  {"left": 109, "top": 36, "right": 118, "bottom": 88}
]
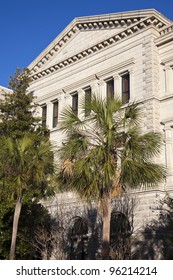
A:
[{"left": 1, "top": 0, "right": 173, "bottom": 87}]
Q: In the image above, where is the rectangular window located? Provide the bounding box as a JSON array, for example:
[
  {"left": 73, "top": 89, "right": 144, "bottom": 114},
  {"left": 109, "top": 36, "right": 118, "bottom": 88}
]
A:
[
  {"left": 122, "top": 72, "right": 130, "bottom": 104},
  {"left": 53, "top": 100, "right": 58, "bottom": 128},
  {"left": 84, "top": 87, "right": 91, "bottom": 117},
  {"left": 106, "top": 78, "right": 114, "bottom": 99},
  {"left": 72, "top": 93, "right": 78, "bottom": 115},
  {"left": 42, "top": 105, "right": 47, "bottom": 127},
  {"left": 163, "top": 69, "right": 166, "bottom": 92}
]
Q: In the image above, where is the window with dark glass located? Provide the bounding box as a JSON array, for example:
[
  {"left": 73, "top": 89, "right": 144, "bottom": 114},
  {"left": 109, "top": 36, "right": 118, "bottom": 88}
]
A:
[
  {"left": 122, "top": 72, "right": 130, "bottom": 104},
  {"left": 53, "top": 100, "right": 58, "bottom": 128},
  {"left": 42, "top": 105, "right": 47, "bottom": 127},
  {"left": 84, "top": 87, "right": 91, "bottom": 117},
  {"left": 110, "top": 211, "right": 131, "bottom": 260},
  {"left": 70, "top": 216, "right": 88, "bottom": 260},
  {"left": 106, "top": 78, "right": 114, "bottom": 99},
  {"left": 72, "top": 93, "right": 78, "bottom": 115}
]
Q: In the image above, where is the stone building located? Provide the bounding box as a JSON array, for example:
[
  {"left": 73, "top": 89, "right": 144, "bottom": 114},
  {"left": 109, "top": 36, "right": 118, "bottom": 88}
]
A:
[
  {"left": 0, "top": 86, "right": 11, "bottom": 99},
  {"left": 28, "top": 9, "right": 173, "bottom": 259}
]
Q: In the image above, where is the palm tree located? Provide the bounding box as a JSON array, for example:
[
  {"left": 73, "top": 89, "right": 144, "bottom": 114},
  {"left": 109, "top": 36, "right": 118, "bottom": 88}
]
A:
[
  {"left": 0, "top": 133, "right": 54, "bottom": 259},
  {"left": 58, "top": 95, "right": 165, "bottom": 259}
]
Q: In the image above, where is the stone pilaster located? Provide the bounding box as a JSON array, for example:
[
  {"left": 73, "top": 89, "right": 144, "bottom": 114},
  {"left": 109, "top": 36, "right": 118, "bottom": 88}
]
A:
[
  {"left": 113, "top": 74, "right": 120, "bottom": 98},
  {"left": 142, "top": 35, "right": 160, "bottom": 99},
  {"left": 145, "top": 99, "right": 160, "bottom": 131},
  {"left": 78, "top": 89, "right": 85, "bottom": 118},
  {"left": 164, "top": 66, "right": 172, "bottom": 94},
  {"left": 91, "top": 80, "right": 100, "bottom": 97},
  {"left": 64, "top": 92, "right": 72, "bottom": 107},
  {"left": 164, "top": 126, "right": 173, "bottom": 185},
  {"left": 129, "top": 69, "right": 134, "bottom": 102},
  {"left": 46, "top": 101, "right": 53, "bottom": 129},
  {"left": 97, "top": 79, "right": 106, "bottom": 99}
]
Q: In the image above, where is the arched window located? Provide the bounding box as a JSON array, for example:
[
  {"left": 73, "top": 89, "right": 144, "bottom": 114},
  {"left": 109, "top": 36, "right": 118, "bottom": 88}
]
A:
[
  {"left": 110, "top": 211, "right": 131, "bottom": 259},
  {"left": 69, "top": 216, "right": 88, "bottom": 260}
]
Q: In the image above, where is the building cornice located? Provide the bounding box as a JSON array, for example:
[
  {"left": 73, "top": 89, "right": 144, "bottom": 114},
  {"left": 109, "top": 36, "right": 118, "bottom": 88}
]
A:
[
  {"left": 155, "top": 23, "right": 173, "bottom": 46},
  {"left": 161, "top": 55, "right": 173, "bottom": 66},
  {"left": 0, "top": 86, "right": 13, "bottom": 100},
  {"left": 29, "top": 16, "right": 141, "bottom": 76},
  {"left": 30, "top": 14, "right": 167, "bottom": 82},
  {"left": 0, "top": 86, "right": 12, "bottom": 92},
  {"left": 29, "top": 10, "right": 152, "bottom": 71},
  {"left": 35, "top": 58, "right": 135, "bottom": 103},
  {"left": 29, "top": 9, "right": 171, "bottom": 74},
  {"left": 159, "top": 23, "right": 173, "bottom": 36}
]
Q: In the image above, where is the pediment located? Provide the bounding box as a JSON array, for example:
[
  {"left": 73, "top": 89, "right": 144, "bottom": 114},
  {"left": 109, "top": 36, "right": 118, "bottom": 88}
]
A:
[
  {"left": 28, "top": 9, "right": 172, "bottom": 81},
  {"left": 38, "top": 28, "right": 126, "bottom": 71}
]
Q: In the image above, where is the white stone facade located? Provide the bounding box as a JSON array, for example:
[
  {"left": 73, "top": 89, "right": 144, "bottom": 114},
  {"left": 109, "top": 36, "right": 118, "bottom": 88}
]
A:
[
  {"left": 28, "top": 9, "right": 173, "bottom": 259},
  {"left": 0, "top": 86, "right": 12, "bottom": 100}
]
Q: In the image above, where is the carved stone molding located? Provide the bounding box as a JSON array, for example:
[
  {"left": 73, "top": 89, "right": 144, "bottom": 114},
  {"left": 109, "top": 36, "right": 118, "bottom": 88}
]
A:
[
  {"left": 30, "top": 15, "right": 168, "bottom": 81},
  {"left": 29, "top": 17, "right": 140, "bottom": 75},
  {"left": 159, "top": 23, "right": 173, "bottom": 36}
]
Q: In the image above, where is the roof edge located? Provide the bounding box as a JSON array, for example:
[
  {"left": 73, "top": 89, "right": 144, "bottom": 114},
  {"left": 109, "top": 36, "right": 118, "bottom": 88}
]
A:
[{"left": 28, "top": 9, "right": 172, "bottom": 72}]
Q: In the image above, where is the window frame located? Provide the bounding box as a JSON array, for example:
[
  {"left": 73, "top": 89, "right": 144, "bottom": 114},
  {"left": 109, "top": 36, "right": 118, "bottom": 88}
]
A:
[
  {"left": 52, "top": 100, "right": 59, "bottom": 128},
  {"left": 106, "top": 77, "right": 114, "bottom": 100},
  {"left": 41, "top": 104, "right": 47, "bottom": 127},
  {"left": 84, "top": 86, "right": 92, "bottom": 117},
  {"left": 72, "top": 92, "right": 78, "bottom": 115},
  {"left": 121, "top": 72, "right": 130, "bottom": 104}
]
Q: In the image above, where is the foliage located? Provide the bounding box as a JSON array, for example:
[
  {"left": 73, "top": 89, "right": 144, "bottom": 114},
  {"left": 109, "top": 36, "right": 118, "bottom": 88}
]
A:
[
  {"left": 0, "top": 133, "right": 54, "bottom": 203},
  {"left": 0, "top": 68, "right": 49, "bottom": 138},
  {"left": 0, "top": 68, "right": 55, "bottom": 259},
  {"left": 133, "top": 194, "right": 173, "bottom": 259},
  {"left": 59, "top": 95, "right": 165, "bottom": 194},
  {"left": 57, "top": 94, "right": 166, "bottom": 259},
  {"left": 0, "top": 202, "right": 52, "bottom": 259}
]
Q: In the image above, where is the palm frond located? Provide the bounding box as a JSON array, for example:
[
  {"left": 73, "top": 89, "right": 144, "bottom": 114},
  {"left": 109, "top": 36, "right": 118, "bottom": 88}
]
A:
[
  {"left": 59, "top": 106, "right": 83, "bottom": 132},
  {"left": 0, "top": 133, "right": 55, "bottom": 201},
  {"left": 121, "top": 159, "right": 166, "bottom": 188},
  {"left": 124, "top": 102, "right": 142, "bottom": 127},
  {"left": 122, "top": 129, "right": 163, "bottom": 162},
  {"left": 57, "top": 94, "right": 165, "bottom": 203}
]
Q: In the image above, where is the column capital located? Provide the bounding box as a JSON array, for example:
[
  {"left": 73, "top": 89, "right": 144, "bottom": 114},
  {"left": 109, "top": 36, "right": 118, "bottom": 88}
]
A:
[
  {"left": 64, "top": 93, "right": 71, "bottom": 100},
  {"left": 128, "top": 68, "right": 134, "bottom": 74},
  {"left": 113, "top": 74, "right": 120, "bottom": 80},
  {"left": 98, "top": 79, "right": 105, "bottom": 86},
  {"left": 78, "top": 89, "right": 84, "bottom": 94}
]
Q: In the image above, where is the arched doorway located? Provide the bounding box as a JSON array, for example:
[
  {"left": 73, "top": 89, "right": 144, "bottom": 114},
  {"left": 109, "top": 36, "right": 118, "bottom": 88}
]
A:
[
  {"left": 110, "top": 211, "right": 131, "bottom": 259},
  {"left": 69, "top": 216, "right": 88, "bottom": 259}
]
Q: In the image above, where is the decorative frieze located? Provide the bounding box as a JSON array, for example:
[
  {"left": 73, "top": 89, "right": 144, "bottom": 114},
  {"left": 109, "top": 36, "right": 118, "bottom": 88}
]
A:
[
  {"left": 76, "top": 18, "right": 139, "bottom": 31},
  {"left": 159, "top": 23, "right": 173, "bottom": 36},
  {"left": 30, "top": 15, "right": 167, "bottom": 81}
]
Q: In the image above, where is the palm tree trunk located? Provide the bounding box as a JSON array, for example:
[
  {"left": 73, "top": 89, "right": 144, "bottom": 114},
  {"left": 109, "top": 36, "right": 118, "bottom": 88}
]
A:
[
  {"left": 10, "top": 197, "right": 22, "bottom": 260},
  {"left": 101, "top": 196, "right": 111, "bottom": 259}
]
